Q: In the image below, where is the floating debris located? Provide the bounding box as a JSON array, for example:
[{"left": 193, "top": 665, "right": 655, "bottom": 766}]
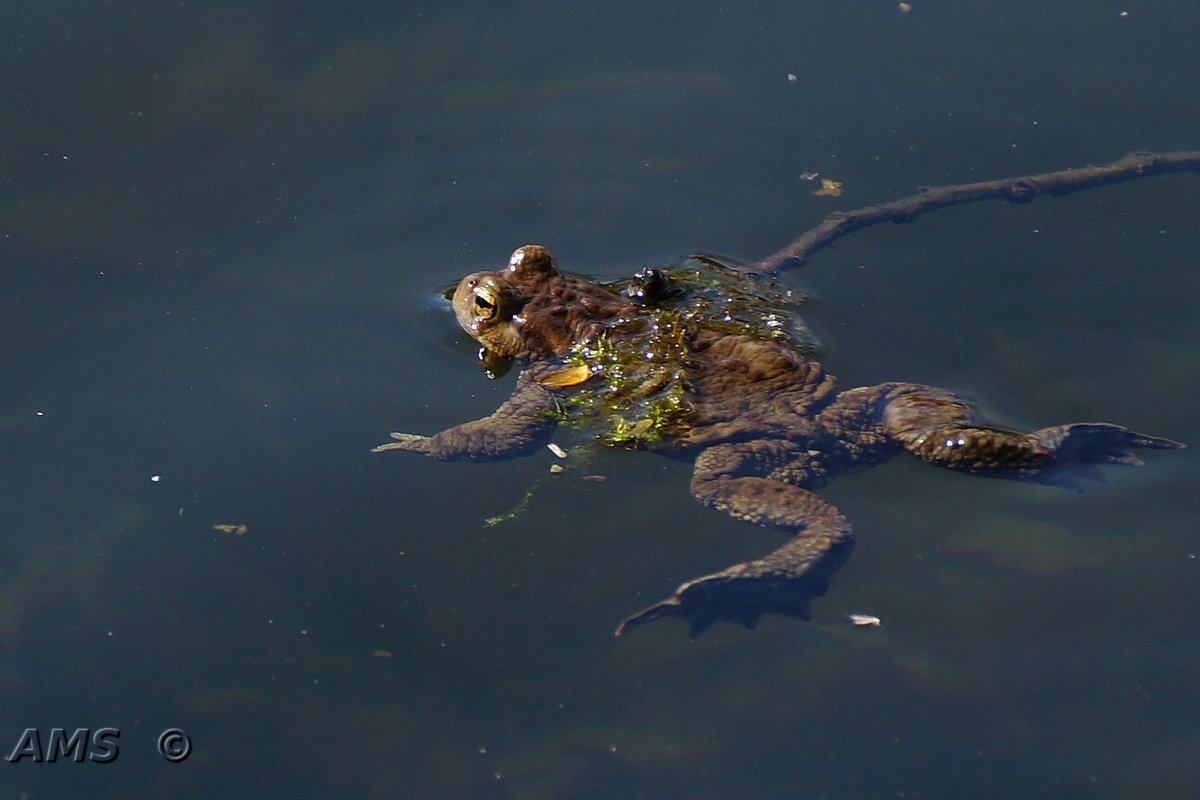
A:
[
  {"left": 372, "top": 650, "right": 393, "bottom": 658},
  {"left": 485, "top": 483, "right": 542, "bottom": 527},
  {"left": 799, "top": 171, "right": 820, "bottom": 182},
  {"left": 546, "top": 442, "right": 569, "bottom": 458},
  {"left": 212, "top": 523, "right": 249, "bottom": 536},
  {"left": 848, "top": 613, "right": 881, "bottom": 627},
  {"left": 536, "top": 363, "right": 592, "bottom": 388},
  {"left": 549, "top": 463, "right": 564, "bottom": 474},
  {"left": 899, "top": 2, "right": 913, "bottom": 13},
  {"left": 813, "top": 178, "right": 844, "bottom": 197}
]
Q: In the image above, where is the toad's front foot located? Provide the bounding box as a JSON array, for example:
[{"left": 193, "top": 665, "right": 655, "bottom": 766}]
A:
[{"left": 370, "top": 432, "right": 433, "bottom": 454}]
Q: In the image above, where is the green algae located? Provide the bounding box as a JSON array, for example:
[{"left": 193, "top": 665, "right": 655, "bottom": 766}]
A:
[
  {"left": 546, "top": 254, "right": 813, "bottom": 449},
  {"left": 485, "top": 254, "right": 812, "bottom": 522}
]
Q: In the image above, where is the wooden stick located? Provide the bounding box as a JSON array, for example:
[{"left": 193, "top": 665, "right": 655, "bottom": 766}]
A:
[{"left": 755, "top": 150, "right": 1200, "bottom": 275}]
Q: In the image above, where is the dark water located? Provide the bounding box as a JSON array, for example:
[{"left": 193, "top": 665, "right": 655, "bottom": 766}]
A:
[{"left": 3, "top": 2, "right": 1198, "bottom": 798}]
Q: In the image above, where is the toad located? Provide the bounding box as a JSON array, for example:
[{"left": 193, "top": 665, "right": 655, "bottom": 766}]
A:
[{"left": 374, "top": 245, "right": 1182, "bottom": 637}]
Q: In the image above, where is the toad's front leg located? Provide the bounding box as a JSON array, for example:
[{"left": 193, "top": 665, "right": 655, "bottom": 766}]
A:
[
  {"left": 616, "top": 441, "right": 855, "bottom": 638},
  {"left": 372, "top": 373, "right": 557, "bottom": 462}
]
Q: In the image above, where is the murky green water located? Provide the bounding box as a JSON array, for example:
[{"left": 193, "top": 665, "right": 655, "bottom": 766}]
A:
[{"left": 2, "top": 2, "right": 1198, "bottom": 798}]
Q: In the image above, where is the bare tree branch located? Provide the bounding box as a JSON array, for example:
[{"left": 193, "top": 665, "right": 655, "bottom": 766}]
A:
[{"left": 755, "top": 150, "right": 1200, "bottom": 275}]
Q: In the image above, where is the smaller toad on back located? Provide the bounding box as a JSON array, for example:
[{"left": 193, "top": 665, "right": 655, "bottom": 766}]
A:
[{"left": 374, "top": 245, "right": 1183, "bottom": 637}]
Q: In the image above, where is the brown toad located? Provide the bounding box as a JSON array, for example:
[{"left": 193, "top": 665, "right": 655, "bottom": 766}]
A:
[{"left": 374, "top": 244, "right": 1182, "bottom": 637}]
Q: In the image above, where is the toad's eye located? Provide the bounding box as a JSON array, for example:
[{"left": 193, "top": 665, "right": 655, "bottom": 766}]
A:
[{"left": 473, "top": 287, "right": 499, "bottom": 320}]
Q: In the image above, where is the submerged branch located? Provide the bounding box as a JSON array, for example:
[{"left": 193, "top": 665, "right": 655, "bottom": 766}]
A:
[{"left": 756, "top": 150, "right": 1200, "bottom": 275}]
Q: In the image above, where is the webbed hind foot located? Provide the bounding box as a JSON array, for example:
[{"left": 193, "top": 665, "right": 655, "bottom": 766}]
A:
[
  {"left": 1026, "top": 423, "right": 1184, "bottom": 490},
  {"left": 618, "top": 442, "right": 856, "bottom": 637},
  {"left": 615, "top": 561, "right": 832, "bottom": 638}
]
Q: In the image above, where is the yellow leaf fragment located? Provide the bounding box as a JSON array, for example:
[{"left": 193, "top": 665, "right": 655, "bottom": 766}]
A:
[
  {"left": 535, "top": 363, "right": 593, "bottom": 387},
  {"left": 899, "top": 2, "right": 913, "bottom": 13},
  {"left": 212, "top": 523, "right": 249, "bottom": 535},
  {"left": 813, "top": 178, "right": 843, "bottom": 197}
]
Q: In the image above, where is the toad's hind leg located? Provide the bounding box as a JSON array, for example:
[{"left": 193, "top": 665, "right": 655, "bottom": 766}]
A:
[
  {"left": 615, "top": 442, "right": 854, "bottom": 638},
  {"left": 856, "top": 382, "right": 1184, "bottom": 490}
]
